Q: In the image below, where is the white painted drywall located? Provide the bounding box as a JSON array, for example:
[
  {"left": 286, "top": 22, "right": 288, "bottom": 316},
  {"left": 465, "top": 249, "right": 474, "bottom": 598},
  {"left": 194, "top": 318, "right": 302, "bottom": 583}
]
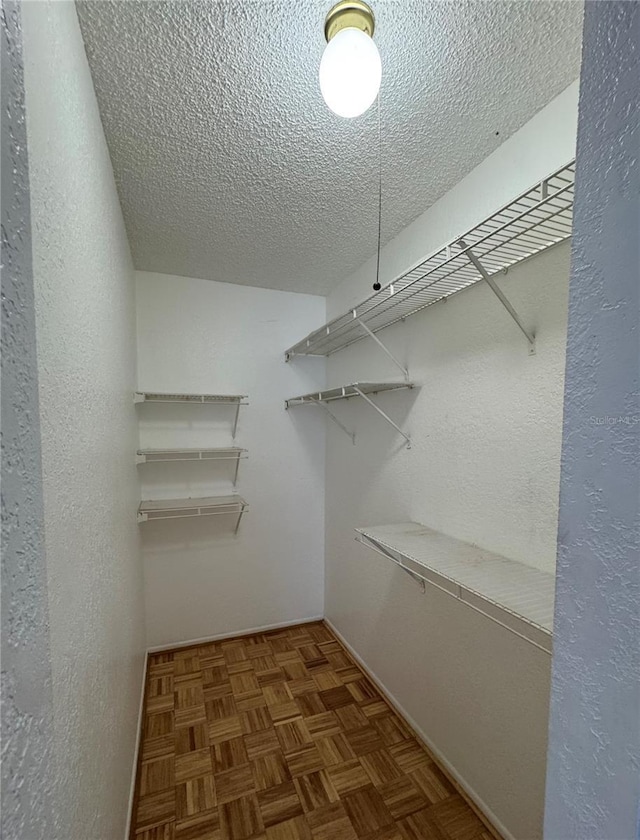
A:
[
  {"left": 320, "top": 86, "right": 579, "bottom": 839},
  {"left": 1, "top": 4, "right": 57, "bottom": 837},
  {"left": 136, "top": 272, "right": 326, "bottom": 647},
  {"left": 21, "top": 3, "right": 146, "bottom": 838},
  {"left": 545, "top": 4, "right": 640, "bottom": 838}
]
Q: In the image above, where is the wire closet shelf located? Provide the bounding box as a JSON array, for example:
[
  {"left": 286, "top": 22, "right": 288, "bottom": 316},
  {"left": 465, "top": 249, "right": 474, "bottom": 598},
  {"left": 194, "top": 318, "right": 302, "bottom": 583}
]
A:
[
  {"left": 137, "top": 495, "right": 248, "bottom": 532},
  {"left": 356, "top": 523, "right": 554, "bottom": 653},
  {"left": 134, "top": 392, "right": 247, "bottom": 404},
  {"left": 285, "top": 161, "right": 575, "bottom": 359},
  {"left": 285, "top": 381, "right": 412, "bottom": 409},
  {"left": 136, "top": 447, "right": 247, "bottom": 464}
]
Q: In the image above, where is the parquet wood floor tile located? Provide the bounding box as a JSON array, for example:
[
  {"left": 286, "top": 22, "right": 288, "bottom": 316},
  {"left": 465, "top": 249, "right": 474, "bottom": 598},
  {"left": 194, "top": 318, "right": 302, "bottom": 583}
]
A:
[{"left": 131, "top": 622, "right": 500, "bottom": 840}]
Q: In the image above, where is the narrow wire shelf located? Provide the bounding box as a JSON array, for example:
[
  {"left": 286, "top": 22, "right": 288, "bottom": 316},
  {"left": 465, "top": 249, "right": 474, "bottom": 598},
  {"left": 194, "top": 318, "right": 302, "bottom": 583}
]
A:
[
  {"left": 137, "top": 495, "right": 248, "bottom": 532},
  {"left": 136, "top": 447, "right": 247, "bottom": 464},
  {"left": 285, "top": 161, "right": 575, "bottom": 358},
  {"left": 285, "top": 381, "right": 412, "bottom": 408},
  {"left": 285, "top": 382, "right": 414, "bottom": 448},
  {"left": 134, "top": 392, "right": 248, "bottom": 438},
  {"left": 134, "top": 392, "right": 247, "bottom": 404},
  {"left": 136, "top": 447, "right": 248, "bottom": 484}
]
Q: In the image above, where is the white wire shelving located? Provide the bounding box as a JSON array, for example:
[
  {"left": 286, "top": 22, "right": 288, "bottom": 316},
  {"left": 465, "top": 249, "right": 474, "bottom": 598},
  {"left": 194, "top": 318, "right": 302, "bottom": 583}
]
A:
[
  {"left": 134, "top": 392, "right": 247, "bottom": 404},
  {"left": 356, "top": 522, "right": 554, "bottom": 653},
  {"left": 136, "top": 447, "right": 248, "bottom": 485},
  {"left": 285, "top": 161, "right": 575, "bottom": 360},
  {"left": 285, "top": 382, "right": 414, "bottom": 448},
  {"left": 137, "top": 495, "right": 248, "bottom": 532},
  {"left": 134, "top": 392, "right": 248, "bottom": 437},
  {"left": 285, "top": 381, "right": 412, "bottom": 407}
]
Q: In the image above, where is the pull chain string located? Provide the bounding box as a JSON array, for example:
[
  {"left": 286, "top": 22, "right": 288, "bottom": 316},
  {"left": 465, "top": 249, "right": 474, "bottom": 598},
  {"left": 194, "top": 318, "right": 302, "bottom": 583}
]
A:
[{"left": 374, "top": 92, "right": 382, "bottom": 291}]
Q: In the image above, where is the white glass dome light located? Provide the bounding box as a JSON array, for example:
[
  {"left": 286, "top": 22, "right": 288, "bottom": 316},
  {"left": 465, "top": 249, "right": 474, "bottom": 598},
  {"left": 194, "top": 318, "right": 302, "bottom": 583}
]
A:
[{"left": 319, "top": 1, "right": 381, "bottom": 119}]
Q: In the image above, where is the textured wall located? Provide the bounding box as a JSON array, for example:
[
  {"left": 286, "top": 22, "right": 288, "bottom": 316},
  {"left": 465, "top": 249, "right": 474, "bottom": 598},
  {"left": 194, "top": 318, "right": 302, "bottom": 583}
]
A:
[
  {"left": 20, "top": 2, "right": 146, "bottom": 838},
  {"left": 322, "top": 88, "right": 578, "bottom": 840},
  {"left": 136, "top": 272, "right": 326, "bottom": 648},
  {"left": 544, "top": 4, "right": 640, "bottom": 839},
  {"left": 1, "top": 3, "right": 57, "bottom": 837}
]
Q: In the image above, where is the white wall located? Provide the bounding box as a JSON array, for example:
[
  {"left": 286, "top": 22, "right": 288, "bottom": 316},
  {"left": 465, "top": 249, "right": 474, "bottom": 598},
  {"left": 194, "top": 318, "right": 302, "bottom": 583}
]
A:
[
  {"left": 1, "top": 4, "right": 57, "bottom": 837},
  {"left": 545, "top": 4, "right": 640, "bottom": 838},
  {"left": 136, "top": 272, "right": 326, "bottom": 647},
  {"left": 21, "top": 3, "right": 146, "bottom": 838},
  {"left": 320, "top": 84, "right": 579, "bottom": 840}
]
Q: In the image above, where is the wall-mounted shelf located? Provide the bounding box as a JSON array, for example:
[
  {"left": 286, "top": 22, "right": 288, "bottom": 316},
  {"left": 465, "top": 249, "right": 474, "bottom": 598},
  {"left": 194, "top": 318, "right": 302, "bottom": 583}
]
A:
[
  {"left": 137, "top": 495, "right": 248, "bottom": 532},
  {"left": 136, "top": 447, "right": 247, "bottom": 484},
  {"left": 286, "top": 382, "right": 413, "bottom": 448},
  {"left": 285, "top": 382, "right": 412, "bottom": 407},
  {"left": 134, "top": 392, "right": 248, "bottom": 437},
  {"left": 285, "top": 161, "right": 575, "bottom": 359},
  {"left": 356, "top": 522, "right": 554, "bottom": 653},
  {"left": 134, "top": 392, "right": 247, "bottom": 405}
]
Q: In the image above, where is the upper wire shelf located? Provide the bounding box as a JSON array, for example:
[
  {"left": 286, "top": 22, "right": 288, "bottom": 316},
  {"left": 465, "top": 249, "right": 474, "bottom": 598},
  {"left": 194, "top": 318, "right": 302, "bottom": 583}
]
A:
[
  {"left": 285, "top": 161, "right": 575, "bottom": 359},
  {"left": 134, "top": 392, "right": 247, "bottom": 404},
  {"left": 134, "top": 392, "right": 248, "bottom": 438}
]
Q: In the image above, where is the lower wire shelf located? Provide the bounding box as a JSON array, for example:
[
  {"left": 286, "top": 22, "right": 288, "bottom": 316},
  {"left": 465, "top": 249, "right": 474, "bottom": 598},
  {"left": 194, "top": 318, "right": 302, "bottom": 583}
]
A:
[
  {"left": 285, "top": 382, "right": 414, "bottom": 448},
  {"left": 356, "top": 522, "right": 554, "bottom": 653},
  {"left": 137, "top": 494, "right": 248, "bottom": 532}
]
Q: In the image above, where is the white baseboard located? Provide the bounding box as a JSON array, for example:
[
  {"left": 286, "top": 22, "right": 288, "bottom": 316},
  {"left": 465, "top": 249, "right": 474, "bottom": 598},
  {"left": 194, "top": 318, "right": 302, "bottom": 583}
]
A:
[
  {"left": 146, "top": 615, "right": 324, "bottom": 654},
  {"left": 124, "top": 649, "right": 148, "bottom": 840},
  {"left": 324, "top": 617, "right": 515, "bottom": 840}
]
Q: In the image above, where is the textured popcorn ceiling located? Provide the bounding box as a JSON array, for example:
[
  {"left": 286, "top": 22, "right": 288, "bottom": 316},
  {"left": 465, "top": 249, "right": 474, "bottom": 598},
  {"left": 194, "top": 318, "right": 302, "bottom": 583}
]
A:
[{"left": 77, "top": 0, "right": 583, "bottom": 295}]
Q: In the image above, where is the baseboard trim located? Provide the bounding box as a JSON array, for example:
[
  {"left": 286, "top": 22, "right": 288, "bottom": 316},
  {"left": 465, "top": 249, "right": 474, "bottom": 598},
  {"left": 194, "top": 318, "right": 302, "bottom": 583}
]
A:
[
  {"left": 324, "top": 617, "right": 514, "bottom": 840},
  {"left": 146, "top": 615, "right": 325, "bottom": 654},
  {"left": 124, "top": 649, "right": 148, "bottom": 840}
]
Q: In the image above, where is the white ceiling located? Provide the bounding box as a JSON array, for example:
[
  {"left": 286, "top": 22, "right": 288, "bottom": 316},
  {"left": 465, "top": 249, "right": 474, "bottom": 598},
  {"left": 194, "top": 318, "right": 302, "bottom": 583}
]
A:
[{"left": 77, "top": 1, "right": 583, "bottom": 296}]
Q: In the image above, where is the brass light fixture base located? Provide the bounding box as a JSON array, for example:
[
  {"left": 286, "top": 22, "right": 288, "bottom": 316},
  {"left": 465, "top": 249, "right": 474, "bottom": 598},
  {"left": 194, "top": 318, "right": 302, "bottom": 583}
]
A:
[{"left": 324, "top": 0, "right": 375, "bottom": 42}]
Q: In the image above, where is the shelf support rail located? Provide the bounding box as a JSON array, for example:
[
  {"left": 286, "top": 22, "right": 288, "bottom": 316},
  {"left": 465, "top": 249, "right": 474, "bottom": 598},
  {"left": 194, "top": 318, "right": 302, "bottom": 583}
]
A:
[
  {"left": 459, "top": 239, "right": 536, "bottom": 353},
  {"left": 313, "top": 399, "right": 356, "bottom": 445},
  {"left": 232, "top": 401, "right": 241, "bottom": 439},
  {"left": 355, "top": 533, "right": 425, "bottom": 592},
  {"left": 355, "top": 317, "right": 410, "bottom": 382},
  {"left": 234, "top": 503, "right": 246, "bottom": 534},
  {"left": 352, "top": 386, "right": 411, "bottom": 449}
]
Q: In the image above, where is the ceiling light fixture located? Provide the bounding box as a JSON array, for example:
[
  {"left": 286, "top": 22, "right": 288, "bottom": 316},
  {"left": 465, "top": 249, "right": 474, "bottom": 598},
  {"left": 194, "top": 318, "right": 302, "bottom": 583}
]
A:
[{"left": 319, "top": 1, "right": 381, "bottom": 119}]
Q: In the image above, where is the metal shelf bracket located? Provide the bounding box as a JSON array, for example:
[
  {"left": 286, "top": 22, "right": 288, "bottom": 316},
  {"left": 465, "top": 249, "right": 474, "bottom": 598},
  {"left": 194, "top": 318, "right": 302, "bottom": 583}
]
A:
[
  {"left": 355, "top": 534, "right": 425, "bottom": 592},
  {"left": 233, "top": 452, "right": 242, "bottom": 486},
  {"left": 352, "top": 386, "right": 411, "bottom": 449},
  {"left": 459, "top": 239, "right": 536, "bottom": 354},
  {"left": 355, "top": 318, "right": 410, "bottom": 382},
  {"left": 315, "top": 400, "right": 356, "bottom": 445},
  {"left": 234, "top": 505, "right": 246, "bottom": 534}
]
